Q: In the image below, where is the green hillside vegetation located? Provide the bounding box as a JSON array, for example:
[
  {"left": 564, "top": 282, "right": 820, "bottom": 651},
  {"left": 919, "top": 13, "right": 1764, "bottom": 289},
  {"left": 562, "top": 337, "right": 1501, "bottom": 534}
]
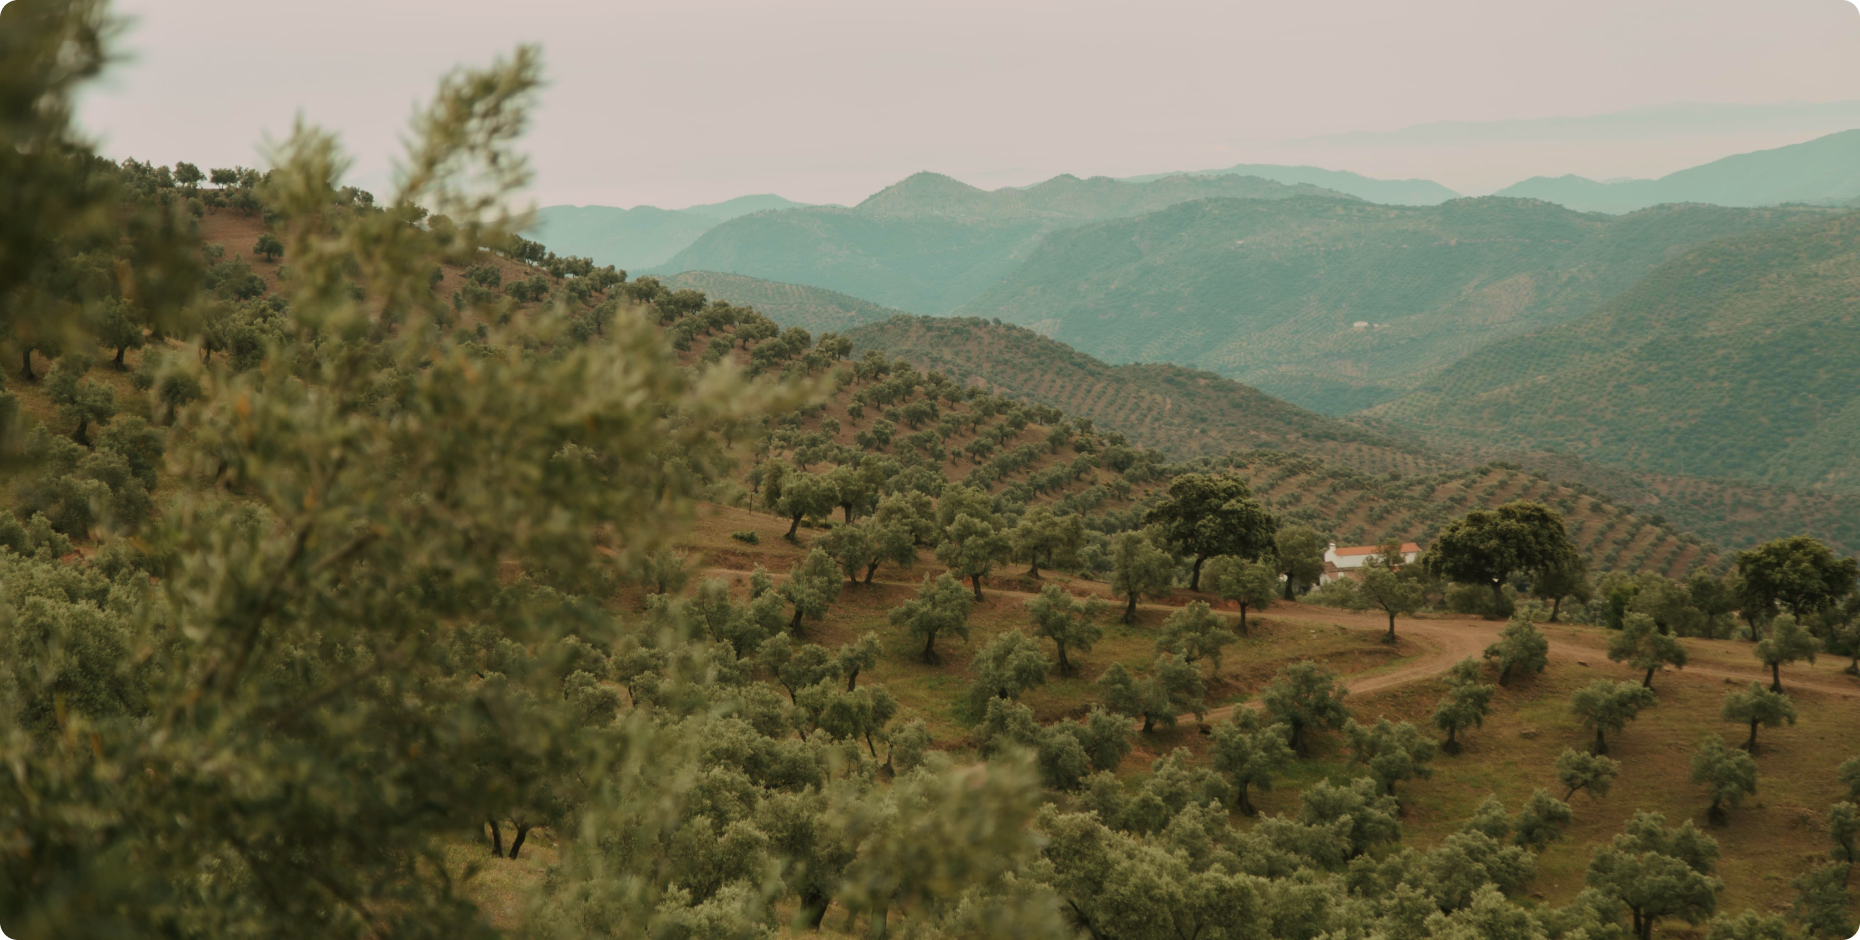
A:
[
  {"left": 1496, "top": 129, "right": 1860, "bottom": 214},
  {"left": 845, "top": 314, "right": 1448, "bottom": 478},
  {"left": 1123, "top": 162, "right": 1461, "bottom": 205},
  {"left": 662, "top": 270, "right": 910, "bottom": 337},
  {"left": 12, "top": 13, "right": 1860, "bottom": 940},
  {"left": 959, "top": 195, "right": 1832, "bottom": 415},
  {"left": 1369, "top": 211, "right": 1860, "bottom": 499},
  {"left": 656, "top": 170, "right": 1345, "bottom": 315}
]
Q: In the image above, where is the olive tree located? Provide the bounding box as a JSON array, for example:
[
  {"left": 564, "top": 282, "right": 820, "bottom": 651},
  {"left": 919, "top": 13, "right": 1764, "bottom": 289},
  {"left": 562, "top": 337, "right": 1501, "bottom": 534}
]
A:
[
  {"left": 890, "top": 571, "right": 974, "bottom": 664},
  {"left": 1025, "top": 585, "right": 1105, "bottom": 676},
  {"left": 1719, "top": 683, "right": 1796, "bottom": 753},
  {"left": 1689, "top": 735, "right": 1757, "bottom": 825},
  {"left": 1570, "top": 679, "right": 1658, "bottom": 755},
  {"left": 1261, "top": 660, "right": 1351, "bottom": 757},
  {"left": 1607, "top": 612, "right": 1688, "bottom": 689}
]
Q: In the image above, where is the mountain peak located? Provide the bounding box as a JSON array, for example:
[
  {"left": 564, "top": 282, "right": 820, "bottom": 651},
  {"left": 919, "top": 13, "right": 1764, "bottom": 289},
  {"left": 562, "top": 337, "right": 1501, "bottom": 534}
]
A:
[{"left": 856, "top": 171, "right": 995, "bottom": 217}]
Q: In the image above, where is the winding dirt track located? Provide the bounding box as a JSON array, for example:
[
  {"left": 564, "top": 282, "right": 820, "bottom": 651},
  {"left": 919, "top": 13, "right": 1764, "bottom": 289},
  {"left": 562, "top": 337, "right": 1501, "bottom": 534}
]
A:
[{"left": 1192, "top": 604, "right": 1860, "bottom": 726}]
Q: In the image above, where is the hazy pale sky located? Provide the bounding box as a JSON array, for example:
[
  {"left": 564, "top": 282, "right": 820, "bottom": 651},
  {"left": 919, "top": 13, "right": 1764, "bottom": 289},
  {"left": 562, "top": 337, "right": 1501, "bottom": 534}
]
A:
[{"left": 75, "top": 0, "right": 1860, "bottom": 208}]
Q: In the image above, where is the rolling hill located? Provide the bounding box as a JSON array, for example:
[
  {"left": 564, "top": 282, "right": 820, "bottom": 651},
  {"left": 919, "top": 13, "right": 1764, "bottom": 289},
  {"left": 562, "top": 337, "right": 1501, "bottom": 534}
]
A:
[
  {"left": 653, "top": 171, "right": 1346, "bottom": 314},
  {"left": 1495, "top": 129, "right": 1860, "bottom": 213},
  {"left": 843, "top": 315, "right": 1448, "bottom": 478},
  {"left": 1123, "top": 163, "right": 1460, "bottom": 205},
  {"left": 956, "top": 195, "right": 1832, "bottom": 414},
  {"left": 1366, "top": 210, "right": 1860, "bottom": 498},
  {"left": 659, "top": 271, "right": 910, "bottom": 336},
  {"left": 530, "top": 194, "right": 808, "bottom": 271}
]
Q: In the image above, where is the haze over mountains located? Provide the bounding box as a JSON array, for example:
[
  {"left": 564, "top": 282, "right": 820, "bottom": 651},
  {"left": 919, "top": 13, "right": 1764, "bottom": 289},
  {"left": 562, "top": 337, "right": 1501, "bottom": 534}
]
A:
[
  {"left": 530, "top": 194, "right": 810, "bottom": 271},
  {"left": 1495, "top": 129, "right": 1860, "bottom": 213}
]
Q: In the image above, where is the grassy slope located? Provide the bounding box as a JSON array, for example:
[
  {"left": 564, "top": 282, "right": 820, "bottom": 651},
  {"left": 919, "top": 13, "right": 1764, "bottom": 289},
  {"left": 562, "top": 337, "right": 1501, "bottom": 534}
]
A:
[
  {"left": 669, "top": 509, "right": 1860, "bottom": 925},
  {"left": 1369, "top": 211, "right": 1860, "bottom": 499},
  {"left": 956, "top": 196, "right": 1830, "bottom": 414},
  {"left": 654, "top": 171, "right": 1344, "bottom": 315}
]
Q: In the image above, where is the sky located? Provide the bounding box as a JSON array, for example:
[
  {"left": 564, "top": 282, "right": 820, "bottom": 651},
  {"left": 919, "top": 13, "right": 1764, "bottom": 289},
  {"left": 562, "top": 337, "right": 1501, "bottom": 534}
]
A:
[{"left": 73, "top": 0, "right": 1860, "bottom": 209}]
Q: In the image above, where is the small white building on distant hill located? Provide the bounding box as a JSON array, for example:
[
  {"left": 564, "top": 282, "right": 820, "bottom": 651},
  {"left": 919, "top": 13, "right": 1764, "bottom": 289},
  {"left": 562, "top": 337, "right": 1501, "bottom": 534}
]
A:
[{"left": 1318, "top": 541, "right": 1422, "bottom": 585}]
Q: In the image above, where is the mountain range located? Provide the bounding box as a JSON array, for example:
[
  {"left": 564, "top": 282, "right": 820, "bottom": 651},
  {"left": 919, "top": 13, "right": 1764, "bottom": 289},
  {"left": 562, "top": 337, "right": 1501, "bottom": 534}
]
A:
[
  {"left": 651, "top": 171, "right": 1343, "bottom": 314},
  {"left": 1121, "top": 164, "right": 1460, "bottom": 205},
  {"left": 1494, "top": 129, "right": 1860, "bottom": 213},
  {"left": 1367, "top": 210, "right": 1860, "bottom": 493},
  {"left": 957, "top": 196, "right": 1828, "bottom": 413}
]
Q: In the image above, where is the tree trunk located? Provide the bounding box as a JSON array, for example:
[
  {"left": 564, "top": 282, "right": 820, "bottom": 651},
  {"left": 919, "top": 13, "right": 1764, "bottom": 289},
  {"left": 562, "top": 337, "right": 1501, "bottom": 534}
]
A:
[
  {"left": 1056, "top": 645, "right": 1072, "bottom": 676},
  {"left": 868, "top": 903, "right": 889, "bottom": 939},
  {"left": 1745, "top": 719, "right": 1759, "bottom": 752},
  {"left": 865, "top": 562, "right": 879, "bottom": 584},
  {"left": 790, "top": 607, "right": 805, "bottom": 634},
  {"left": 1237, "top": 784, "right": 1257, "bottom": 817},
  {"left": 843, "top": 504, "right": 854, "bottom": 523},
  {"left": 1442, "top": 725, "right": 1460, "bottom": 755},
  {"left": 1497, "top": 664, "right": 1514, "bottom": 687},
  {"left": 72, "top": 417, "right": 90, "bottom": 448},
  {"left": 1189, "top": 555, "right": 1205, "bottom": 592},
  {"left": 1643, "top": 667, "right": 1656, "bottom": 688},
  {"left": 1124, "top": 594, "right": 1137, "bottom": 625},
  {"left": 114, "top": 346, "right": 127, "bottom": 370},
  {"left": 846, "top": 669, "right": 859, "bottom": 691},
  {"left": 786, "top": 514, "right": 802, "bottom": 539},
  {"left": 970, "top": 574, "right": 983, "bottom": 601},
  {"left": 1027, "top": 558, "right": 1042, "bottom": 579},
  {"left": 1490, "top": 580, "right": 1507, "bottom": 619},
  {"left": 1593, "top": 727, "right": 1608, "bottom": 755},
  {"left": 508, "top": 822, "right": 532, "bottom": 859},
  {"left": 21, "top": 349, "right": 33, "bottom": 381},
  {"left": 1771, "top": 662, "right": 1783, "bottom": 693},
  {"left": 1141, "top": 714, "right": 1155, "bottom": 734},
  {"left": 1237, "top": 604, "right": 1250, "bottom": 635},
  {"left": 1282, "top": 577, "right": 1294, "bottom": 601},
  {"left": 487, "top": 818, "right": 504, "bottom": 857},
  {"left": 1549, "top": 596, "right": 1563, "bottom": 623},
  {"left": 800, "top": 891, "right": 831, "bottom": 930},
  {"left": 1385, "top": 611, "right": 1397, "bottom": 644},
  {"left": 922, "top": 632, "right": 938, "bottom": 664}
]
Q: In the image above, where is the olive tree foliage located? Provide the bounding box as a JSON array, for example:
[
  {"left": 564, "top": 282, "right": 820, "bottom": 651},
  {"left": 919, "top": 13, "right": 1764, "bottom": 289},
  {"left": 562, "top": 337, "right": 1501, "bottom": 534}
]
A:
[
  {"left": 1584, "top": 811, "right": 1723, "bottom": 940},
  {"left": 1484, "top": 616, "right": 1550, "bottom": 686},
  {"left": 1347, "top": 547, "right": 1427, "bottom": 644},
  {"left": 1, "top": 28, "right": 1060, "bottom": 940},
  {"left": 1570, "top": 680, "right": 1658, "bottom": 755},
  {"left": 1606, "top": 612, "right": 1688, "bottom": 689},
  {"left": 967, "top": 628, "right": 1051, "bottom": 715},
  {"left": 1344, "top": 717, "right": 1437, "bottom": 802},
  {"left": 1202, "top": 554, "right": 1276, "bottom": 634},
  {"left": 1109, "top": 530, "right": 1175, "bottom": 624},
  {"left": 1719, "top": 683, "right": 1795, "bottom": 753},
  {"left": 1156, "top": 601, "right": 1236, "bottom": 678},
  {"left": 1261, "top": 660, "right": 1350, "bottom": 757},
  {"left": 1097, "top": 653, "right": 1205, "bottom": 734},
  {"left": 1689, "top": 735, "right": 1757, "bottom": 826},
  {"left": 1555, "top": 748, "right": 1622, "bottom": 802},
  {"left": 1025, "top": 584, "right": 1105, "bottom": 676},
  {"left": 936, "top": 512, "right": 1011, "bottom": 600},
  {"left": 1432, "top": 657, "right": 1496, "bottom": 755},
  {"left": 890, "top": 571, "right": 974, "bottom": 664},
  {"left": 1209, "top": 709, "right": 1292, "bottom": 817},
  {"left": 1753, "top": 613, "right": 1819, "bottom": 693}
]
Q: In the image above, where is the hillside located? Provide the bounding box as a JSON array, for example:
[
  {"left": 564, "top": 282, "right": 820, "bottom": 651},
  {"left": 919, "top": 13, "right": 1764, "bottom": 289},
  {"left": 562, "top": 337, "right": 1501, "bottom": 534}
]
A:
[
  {"left": 1496, "top": 129, "right": 1860, "bottom": 214},
  {"left": 957, "top": 196, "right": 1832, "bottom": 414},
  {"left": 659, "top": 271, "right": 910, "bottom": 336},
  {"left": 530, "top": 194, "right": 807, "bottom": 270},
  {"left": 1368, "top": 211, "right": 1860, "bottom": 496},
  {"left": 844, "top": 315, "right": 1448, "bottom": 477},
  {"left": 1123, "top": 162, "right": 1460, "bottom": 206},
  {"left": 654, "top": 171, "right": 1345, "bottom": 314}
]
